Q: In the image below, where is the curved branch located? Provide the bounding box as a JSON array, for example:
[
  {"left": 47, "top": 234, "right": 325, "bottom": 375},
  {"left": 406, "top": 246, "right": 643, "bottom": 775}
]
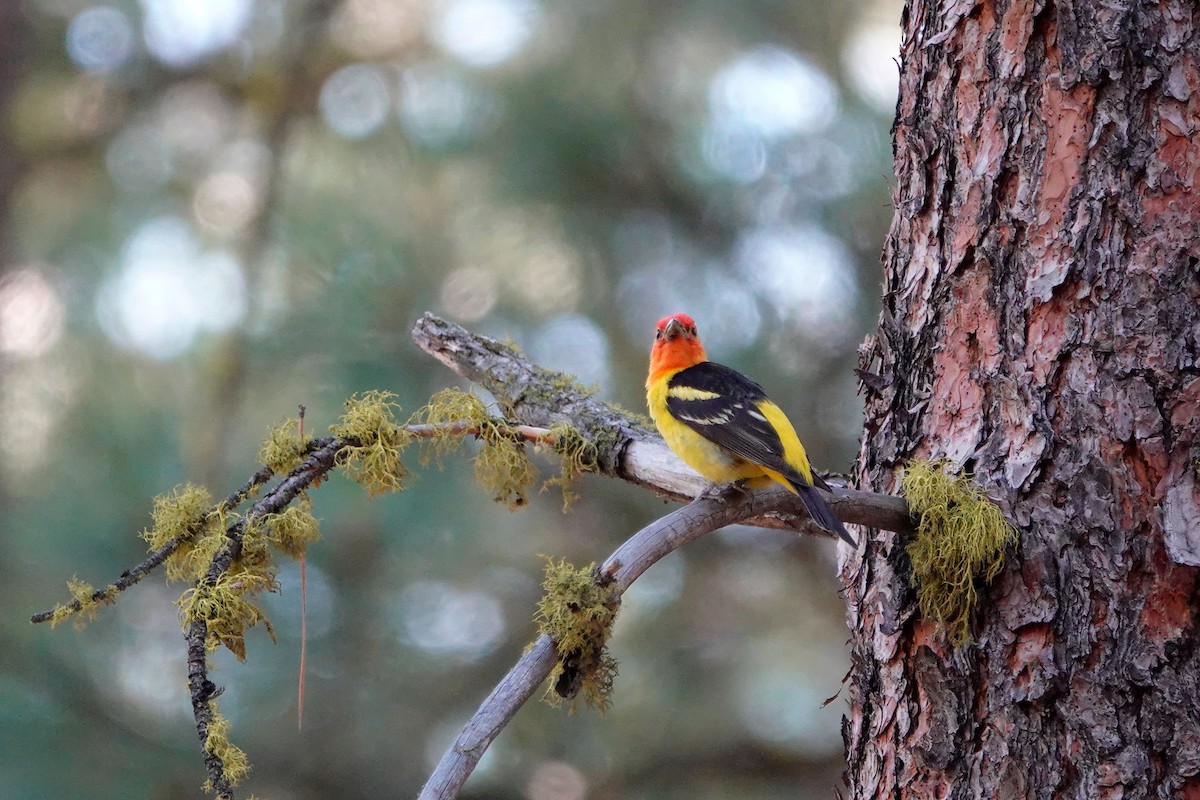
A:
[
  {"left": 411, "top": 313, "right": 913, "bottom": 536},
  {"left": 419, "top": 482, "right": 817, "bottom": 800}
]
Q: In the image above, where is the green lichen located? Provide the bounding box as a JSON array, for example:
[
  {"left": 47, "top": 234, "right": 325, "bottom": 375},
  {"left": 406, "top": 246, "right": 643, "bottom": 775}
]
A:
[
  {"left": 257, "top": 417, "right": 310, "bottom": 475},
  {"left": 546, "top": 369, "right": 599, "bottom": 399},
  {"left": 141, "top": 484, "right": 224, "bottom": 583},
  {"left": 202, "top": 702, "right": 250, "bottom": 791},
  {"left": 903, "top": 459, "right": 1018, "bottom": 646},
  {"left": 413, "top": 387, "right": 492, "bottom": 465},
  {"left": 542, "top": 423, "right": 599, "bottom": 510},
  {"left": 265, "top": 496, "right": 321, "bottom": 560},
  {"left": 141, "top": 483, "right": 213, "bottom": 550},
  {"left": 535, "top": 558, "right": 621, "bottom": 712},
  {"left": 47, "top": 578, "right": 119, "bottom": 629},
  {"left": 330, "top": 391, "right": 410, "bottom": 497},
  {"left": 607, "top": 400, "right": 654, "bottom": 429},
  {"left": 475, "top": 440, "right": 537, "bottom": 510},
  {"left": 415, "top": 387, "right": 539, "bottom": 510},
  {"left": 179, "top": 567, "right": 276, "bottom": 661}
]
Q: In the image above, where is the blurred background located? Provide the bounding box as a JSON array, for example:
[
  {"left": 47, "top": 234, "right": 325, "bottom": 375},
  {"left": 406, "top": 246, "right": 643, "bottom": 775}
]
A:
[{"left": 1, "top": 0, "right": 899, "bottom": 797}]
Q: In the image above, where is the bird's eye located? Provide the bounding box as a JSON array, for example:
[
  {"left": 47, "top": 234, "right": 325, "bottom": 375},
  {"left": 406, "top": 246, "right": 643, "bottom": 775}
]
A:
[
  {"left": 687, "top": 325, "right": 696, "bottom": 335},
  {"left": 655, "top": 329, "right": 662, "bottom": 339}
]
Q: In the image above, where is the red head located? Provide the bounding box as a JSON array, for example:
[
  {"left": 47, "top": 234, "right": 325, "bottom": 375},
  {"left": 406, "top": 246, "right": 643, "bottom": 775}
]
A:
[{"left": 647, "top": 312, "right": 708, "bottom": 384}]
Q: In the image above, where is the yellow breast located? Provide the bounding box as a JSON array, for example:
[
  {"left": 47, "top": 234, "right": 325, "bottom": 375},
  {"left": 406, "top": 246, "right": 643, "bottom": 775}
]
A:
[{"left": 647, "top": 378, "right": 763, "bottom": 484}]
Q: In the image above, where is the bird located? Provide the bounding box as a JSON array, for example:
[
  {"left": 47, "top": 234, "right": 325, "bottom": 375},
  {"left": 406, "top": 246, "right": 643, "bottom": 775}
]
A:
[{"left": 645, "top": 312, "right": 855, "bottom": 545}]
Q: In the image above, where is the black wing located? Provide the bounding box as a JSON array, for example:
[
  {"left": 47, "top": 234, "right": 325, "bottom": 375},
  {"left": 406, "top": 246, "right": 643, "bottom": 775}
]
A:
[
  {"left": 665, "top": 361, "right": 810, "bottom": 488},
  {"left": 668, "top": 362, "right": 853, "bottom": 544}
]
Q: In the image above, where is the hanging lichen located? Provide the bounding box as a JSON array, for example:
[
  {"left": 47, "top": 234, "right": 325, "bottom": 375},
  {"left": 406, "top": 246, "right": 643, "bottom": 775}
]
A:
[
  {"left": 903, "top": 459, "right": 1017, "bottom": 646},
  {"left": 330, "top": 390, "right": 410, "bottom": 497},
  {"left": 541, "top": 422, "right": 599, "bottom": 510},
  {"left": 413, "top": 387, "right": 493, "bottom": 464},
  {"left": 415, "top": 387, "right": 539, "bottom": 510},
  {"left": 264, "top": 496, "right": 321, "bottom": 560},
  {"left": 178, "top": 567, "right": 277, "bottom": 661}
]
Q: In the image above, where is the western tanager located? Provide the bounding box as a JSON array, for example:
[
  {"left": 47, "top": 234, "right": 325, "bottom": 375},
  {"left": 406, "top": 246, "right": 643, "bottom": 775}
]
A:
[{"left": 646, "top": 312, "right": 854, "bottom": 545}]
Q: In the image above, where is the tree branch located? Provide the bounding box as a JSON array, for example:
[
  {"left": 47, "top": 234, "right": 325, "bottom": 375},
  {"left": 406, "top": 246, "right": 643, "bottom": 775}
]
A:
[
  {"left": 419, "top": 482, "right": 820, "bottom": 800},
  {"left": 411, "top": 312, "right": 913, "bottom": 536},
  {"left": 29, "top": 463, "right": 278, "bottom": 624},
  {"left": 30, "top": 422, "right": 559, "bottom": 626}
]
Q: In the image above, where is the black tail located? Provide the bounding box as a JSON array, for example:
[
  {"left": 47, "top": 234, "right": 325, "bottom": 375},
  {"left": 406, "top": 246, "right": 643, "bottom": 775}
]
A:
[{"left": 795, "top": 483, "right": 856, "bottom": 546}]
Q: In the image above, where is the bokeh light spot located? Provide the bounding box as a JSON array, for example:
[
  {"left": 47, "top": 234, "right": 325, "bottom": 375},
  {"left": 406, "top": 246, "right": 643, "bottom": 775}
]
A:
[
  {"left": 527, "top": 761, "right": 588, "bottom": 800},
  {"left": 193, "top": 170, "right": 260, "bottom": 235},
  {"left": 0, "top": 358, "right": 75, "bottom": 480},
  {"left": 844, "top": 3, "right": 902, "bottom": 113},
  {"left": 156, "top": 81, "right": 233, "bottom": 162},
  {"left": 106, "top": 125, "right": 172, "bottom": 192},
  {"left": 394, "top": 581, "right": 505, "bottom": 662},
  {"left": 734, "top": 226, "right": 858, "bottom": 336},
  {"left": 0, "top": 268, "right": 65, "bottom": 358},
  {"left": 67, "top": 6, "right": 135, "bottom": 72},
  {"left": 141, "top": 0, "right": 252, "bottom": 68},
  {"left": 440, "top": 266, "right": 499, "bottom": 322},
  {"left": 430, "top": 0, "right": 541, "bottom": 68},
  {"left": 508, "top": 238, "right": 583, "bottom": 315},
  {"left": 701, "top": 120, "right": 767, "bottom": 183},
  {"left": 399, "top": 64, "right": 490, "bottom": 148},
  {"left": 96, "top": 217, "right": 247, "bottom": 360},
  {"left": 319, "top": 63, "right": 392, "bottom": 140},
  {"left": 331, "top": 0, "right": 423, "bottom": 57},
  {"left": 530, "top": 314, "right": 610, "bottom": 391},
  {"left": 709, "top": 45, "right": 839, "bottom": 139},
  {"left": 617, "top": 263, "right": 761, "bottom": 356}
]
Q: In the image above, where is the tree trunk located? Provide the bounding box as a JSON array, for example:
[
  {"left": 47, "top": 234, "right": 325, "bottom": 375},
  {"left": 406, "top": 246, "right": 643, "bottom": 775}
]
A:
[{"left": 845, "top": 0, "right": 1200, "bottom": 797}]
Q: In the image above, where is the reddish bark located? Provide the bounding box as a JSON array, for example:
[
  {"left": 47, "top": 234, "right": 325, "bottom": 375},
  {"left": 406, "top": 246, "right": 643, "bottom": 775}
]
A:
[{"left": 845, "top": 0, "right": 1200, "bottom": 797}]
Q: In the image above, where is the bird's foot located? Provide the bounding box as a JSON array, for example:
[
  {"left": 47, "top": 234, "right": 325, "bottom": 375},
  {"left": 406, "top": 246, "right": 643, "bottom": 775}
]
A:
[{"left": 696, "top": 481, "right": 750, "bottom": 504}]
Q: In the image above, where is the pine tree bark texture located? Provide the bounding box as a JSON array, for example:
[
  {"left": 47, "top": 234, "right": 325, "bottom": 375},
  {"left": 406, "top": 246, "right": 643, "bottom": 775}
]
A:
[{"left": 845, "top": 0, "right": 1200, "bottom": 798}]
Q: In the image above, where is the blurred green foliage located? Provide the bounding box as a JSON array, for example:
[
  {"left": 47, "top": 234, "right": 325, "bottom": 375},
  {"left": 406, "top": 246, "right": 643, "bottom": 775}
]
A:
[{"left": 1, "top": 0, "right": 898, "bottom": 796}]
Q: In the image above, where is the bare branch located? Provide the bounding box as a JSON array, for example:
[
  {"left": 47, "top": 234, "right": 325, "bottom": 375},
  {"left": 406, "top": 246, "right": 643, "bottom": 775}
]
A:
[
  {"left": 419, "top": 482, "right": 819, "bottom": 800},
  {"left": 411, "top": 312, "right": 914, "bottom": 536}
]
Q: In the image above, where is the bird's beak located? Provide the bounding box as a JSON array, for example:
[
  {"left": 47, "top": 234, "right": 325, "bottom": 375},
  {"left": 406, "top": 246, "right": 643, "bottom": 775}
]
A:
[{"left": 663, "top": 317, "right": 686, "bottom": 340}]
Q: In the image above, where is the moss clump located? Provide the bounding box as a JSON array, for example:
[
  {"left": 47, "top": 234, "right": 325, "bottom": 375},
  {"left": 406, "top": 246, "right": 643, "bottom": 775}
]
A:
[
  {"left": 542, "top": 423, "right": 599, "bottom": 510},
  {"left": 179, "top": 568, "right": 276, "bottom": 661},
  {"left": 903, "top": 460, "right": 1017, "bottom": 646},
  {"left": 202, "top": 703, "right": 250, "bottom": 791},
  {"left": 330, "top": 391, "right": 410, "bottom": 497},
  {"left": 257, "top": 417, "right": 310, "bottom": 475},
  {"left": 413, "top": 387, "right": 493, "bottom": 465},
  {"left": 475, "top": 440, "right": 537, "bottom": 509},
  {"left": 416, "top": 387, "right": 540, "bottom": 510},
  {"left": 546, "top": 369, "right": 598, "bottom": 399},
  {"left": 141, "top": 484, "right": 224, "bottom": 583},
  {"left": 606, "top": 400, "right": 654, "bottom": 430},
  {"left": 264, "top": 497, "right": 321, "bottom": 560},
  {"left": 535, "top": 558, "right": 620, "bottom": 712}
]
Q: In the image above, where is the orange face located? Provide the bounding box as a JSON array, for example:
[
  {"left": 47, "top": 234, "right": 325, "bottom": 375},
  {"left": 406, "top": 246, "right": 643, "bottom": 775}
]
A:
[{"left": 648, "top": 313, "right": 707, "bottom": 380}]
